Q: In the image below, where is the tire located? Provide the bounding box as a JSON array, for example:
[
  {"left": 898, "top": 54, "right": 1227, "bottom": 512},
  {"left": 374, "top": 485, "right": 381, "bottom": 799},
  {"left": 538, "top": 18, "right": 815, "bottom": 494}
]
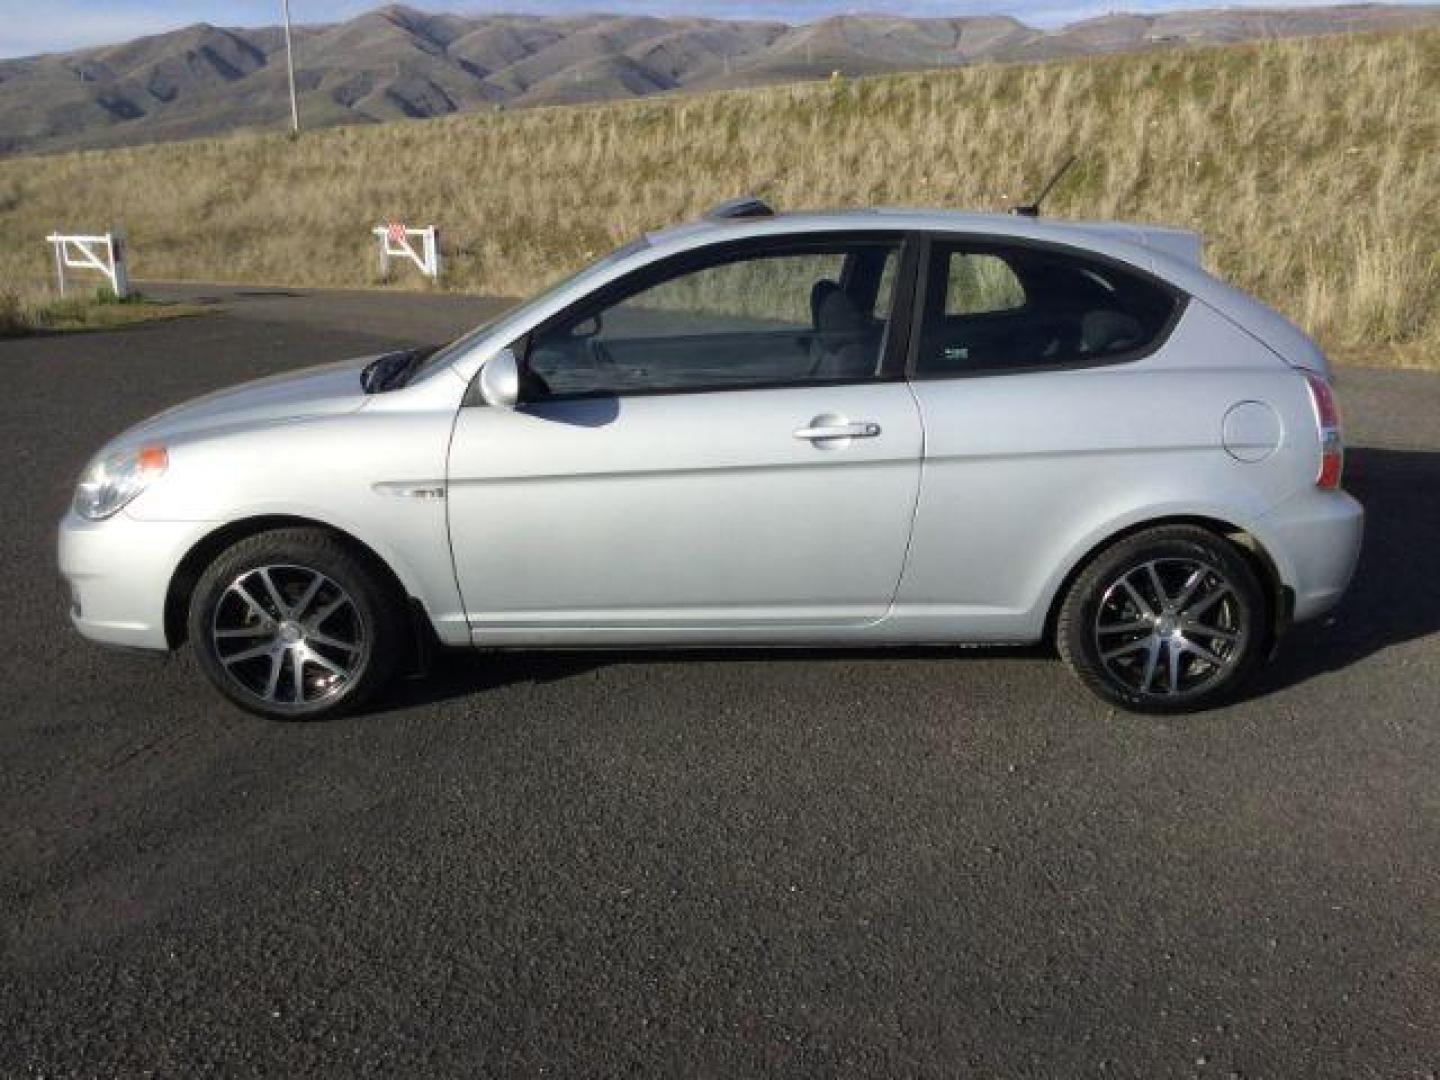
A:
[
  {"left": 1056, "top": 525, "right": 1267, "bottom": 714},
  {"left": 187, "top": 528, "right": 405, "bottom": 720}
]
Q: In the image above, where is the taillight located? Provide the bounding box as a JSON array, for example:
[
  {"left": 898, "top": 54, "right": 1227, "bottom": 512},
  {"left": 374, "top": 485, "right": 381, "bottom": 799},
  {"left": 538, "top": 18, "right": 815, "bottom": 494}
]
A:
[{"left": 1304, "top": 372, "right": 1343, "bottom": 490}]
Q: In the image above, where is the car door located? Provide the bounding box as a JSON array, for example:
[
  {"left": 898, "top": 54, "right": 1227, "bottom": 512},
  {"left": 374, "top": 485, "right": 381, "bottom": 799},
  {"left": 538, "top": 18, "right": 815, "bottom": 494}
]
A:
[
  {"left": 895, "top": 234, "right": 1197, "bottom": 641},
  {"left": 446, "top": 232, "right": 925, "bottom": 645}
]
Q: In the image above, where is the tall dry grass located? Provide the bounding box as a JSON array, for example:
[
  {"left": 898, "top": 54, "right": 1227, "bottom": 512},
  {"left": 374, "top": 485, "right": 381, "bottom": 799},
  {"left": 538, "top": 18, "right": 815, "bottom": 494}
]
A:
[{"left": 1, "top": 29, "right": 1436, "bottom": 365}]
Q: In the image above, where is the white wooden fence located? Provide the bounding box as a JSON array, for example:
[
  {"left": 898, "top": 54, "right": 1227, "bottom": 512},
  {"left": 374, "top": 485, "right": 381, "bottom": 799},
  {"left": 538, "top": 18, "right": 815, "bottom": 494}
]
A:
[
  {"left": 45, "top": 230, "right": 130, "bottom": 299},
  {"left": 373, "top": 222, "right": 441, "bottom": 282},
  {"left": 40, "top": 223, "right": 450, "bottom": 295}
]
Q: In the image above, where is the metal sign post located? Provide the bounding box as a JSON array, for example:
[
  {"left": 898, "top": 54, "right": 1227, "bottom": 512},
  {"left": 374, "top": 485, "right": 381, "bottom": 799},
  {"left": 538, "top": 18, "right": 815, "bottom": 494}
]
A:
[
  {"left": 373, "top": 222, "right": 441, "bottom": 282},
  {"left": 45, "top": 229, "right": 130, "bottom": 299}
]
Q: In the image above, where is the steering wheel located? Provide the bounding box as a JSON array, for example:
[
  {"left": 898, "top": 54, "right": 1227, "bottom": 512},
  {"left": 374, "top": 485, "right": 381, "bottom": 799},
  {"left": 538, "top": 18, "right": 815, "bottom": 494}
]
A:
[{"left": 588, "top": 336, "right": 621, "bottom": 371}]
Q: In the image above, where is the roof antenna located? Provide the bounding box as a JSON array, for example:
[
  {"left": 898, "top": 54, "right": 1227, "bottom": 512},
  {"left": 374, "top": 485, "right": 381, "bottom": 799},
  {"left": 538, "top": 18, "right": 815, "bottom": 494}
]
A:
[{"left": 1010, "top": 155, "right": 1077, "bottom": 218}]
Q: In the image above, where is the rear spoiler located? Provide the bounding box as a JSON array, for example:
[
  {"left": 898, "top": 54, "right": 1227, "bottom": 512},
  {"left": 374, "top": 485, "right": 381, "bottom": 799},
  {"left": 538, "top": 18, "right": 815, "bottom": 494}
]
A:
[
  {"left": 1133, "top": 226, "right": 1203, "bottom": 266},
  {"left": 1068, "top": 223, "right": 1204, "bottom": 266}
]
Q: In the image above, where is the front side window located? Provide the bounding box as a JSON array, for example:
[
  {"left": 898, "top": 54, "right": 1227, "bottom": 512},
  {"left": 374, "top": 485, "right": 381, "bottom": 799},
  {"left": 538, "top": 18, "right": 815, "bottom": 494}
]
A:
[
  {"left": 524, "top": 239, "right": 901, "bottom": 398},
  {"left": 916, "top": 241, "right": 1180, "bottom": 376},
  {"left": 411, "top": 238, "right": 652, "bottom": 385}
]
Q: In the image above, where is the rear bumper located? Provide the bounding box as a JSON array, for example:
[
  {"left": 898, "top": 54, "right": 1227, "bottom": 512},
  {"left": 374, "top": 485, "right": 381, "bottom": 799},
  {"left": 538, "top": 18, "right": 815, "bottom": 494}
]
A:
[
  {"left": 1252, "top": 487, "right": 1364, "bottom": 624},
  {"left": 57, "top": 510, "right": 211, "bottom": 651}
]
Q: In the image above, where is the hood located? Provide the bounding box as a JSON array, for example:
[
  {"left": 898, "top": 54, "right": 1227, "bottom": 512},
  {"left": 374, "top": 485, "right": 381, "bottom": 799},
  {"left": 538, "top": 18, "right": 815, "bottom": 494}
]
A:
[{"left": 120, "top": 356, "right": 374, "bottom": 446}]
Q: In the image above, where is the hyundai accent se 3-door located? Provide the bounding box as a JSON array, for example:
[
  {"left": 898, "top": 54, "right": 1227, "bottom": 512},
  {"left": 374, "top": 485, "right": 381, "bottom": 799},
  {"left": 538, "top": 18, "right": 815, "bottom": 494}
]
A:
[{"left": 59, "top": 201, "right": 1363, "bottom": 719}]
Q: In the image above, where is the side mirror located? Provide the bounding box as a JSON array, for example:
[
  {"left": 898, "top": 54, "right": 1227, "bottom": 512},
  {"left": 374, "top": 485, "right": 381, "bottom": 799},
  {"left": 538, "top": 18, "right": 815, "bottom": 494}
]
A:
[{"left": 478, "top": 347, "right": 520, "bottom": 410}]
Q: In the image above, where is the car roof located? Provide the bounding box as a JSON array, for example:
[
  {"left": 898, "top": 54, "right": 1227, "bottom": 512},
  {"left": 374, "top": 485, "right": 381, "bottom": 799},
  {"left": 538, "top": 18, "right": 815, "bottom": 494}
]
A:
[{"left": 647, "top": 207, "right": 1205, "bottom": 271}]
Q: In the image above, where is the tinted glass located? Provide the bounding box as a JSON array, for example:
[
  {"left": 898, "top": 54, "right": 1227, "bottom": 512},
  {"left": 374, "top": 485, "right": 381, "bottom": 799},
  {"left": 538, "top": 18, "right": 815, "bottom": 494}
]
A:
[
  {"left": 412, "top": 237, "right": 651, "bottom": 384},
  {"left": 526, "top": 241, "right": 900, "bottom": 398},
  {"left": 943, "top": 252, "right": 1025, "bottom": 315},
  {"left": 916, "top": 242, "right": 1179, "bottom": 376}
]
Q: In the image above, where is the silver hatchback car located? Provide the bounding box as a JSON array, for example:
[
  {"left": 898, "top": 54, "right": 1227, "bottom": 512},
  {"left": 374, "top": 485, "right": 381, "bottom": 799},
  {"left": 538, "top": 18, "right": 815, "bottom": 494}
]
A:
[{"left": 59, "top": 202, "right": 1363, "bottom": 719}]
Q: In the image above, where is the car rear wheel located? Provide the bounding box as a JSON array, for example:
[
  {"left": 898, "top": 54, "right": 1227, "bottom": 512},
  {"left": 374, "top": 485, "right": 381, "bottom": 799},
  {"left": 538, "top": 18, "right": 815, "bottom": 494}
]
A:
[
  {"left": 1056, "top": 525, "right": 1266, "bottom": 713},
  {"left": 187, "top": 528, "right": 404, "bottom": 720}
]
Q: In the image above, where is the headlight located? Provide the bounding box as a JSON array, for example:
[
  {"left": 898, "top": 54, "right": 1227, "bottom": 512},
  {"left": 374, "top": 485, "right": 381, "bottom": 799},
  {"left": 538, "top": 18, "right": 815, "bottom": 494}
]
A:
[{"left": 74, "top": 444, "right": 168, "bottom": 521}]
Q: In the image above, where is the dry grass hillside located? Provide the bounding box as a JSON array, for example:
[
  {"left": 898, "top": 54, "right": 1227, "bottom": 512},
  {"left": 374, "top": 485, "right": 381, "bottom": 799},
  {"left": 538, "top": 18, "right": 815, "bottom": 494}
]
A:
[
  {"left": 6, "top": 4, "right": 1436, "bottom": 155},
  {"left": 1, "top": 28, "right": 1436, "bottom": 366}
]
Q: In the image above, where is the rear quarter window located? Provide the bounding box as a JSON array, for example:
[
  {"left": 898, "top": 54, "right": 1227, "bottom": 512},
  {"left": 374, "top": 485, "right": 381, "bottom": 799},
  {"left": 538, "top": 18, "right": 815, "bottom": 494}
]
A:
[
  {"left": 916, "top": 241, "right": 1182, "bottom": 377},
  {"left": 944, "top": 253, "right": 1026, "bottom": 315}
]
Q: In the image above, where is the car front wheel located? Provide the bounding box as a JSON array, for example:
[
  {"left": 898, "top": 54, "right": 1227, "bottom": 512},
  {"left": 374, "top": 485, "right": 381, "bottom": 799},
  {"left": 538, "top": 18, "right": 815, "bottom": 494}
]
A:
[
  {"left": 1056, "top": 525, "right": 1267, "bottom": 713},
  {"left": 187, "top": 528, "right": 404, "bottom": 720}
]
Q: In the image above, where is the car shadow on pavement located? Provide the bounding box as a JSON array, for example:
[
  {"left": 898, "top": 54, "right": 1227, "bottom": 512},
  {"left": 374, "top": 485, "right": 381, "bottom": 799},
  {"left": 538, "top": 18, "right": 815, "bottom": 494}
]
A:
[
  {"left": 1255, "top": 446, "right": 1440, "bottom": 697},
  {"left": 373, "top": 641, "right": 1050, "bottom": 714},
  {"left": 383, "top": 650, "right": 604, "bottom": 709},
  {"left": 372, "top": 446, "right": 1438, "bottom": 715}
]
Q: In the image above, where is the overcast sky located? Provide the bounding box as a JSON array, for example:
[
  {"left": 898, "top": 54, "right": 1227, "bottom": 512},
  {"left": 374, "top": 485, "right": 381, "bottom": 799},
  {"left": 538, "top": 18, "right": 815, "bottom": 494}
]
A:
[{"left": 0, "top": 0, "right": 1431, "bottom": 57}]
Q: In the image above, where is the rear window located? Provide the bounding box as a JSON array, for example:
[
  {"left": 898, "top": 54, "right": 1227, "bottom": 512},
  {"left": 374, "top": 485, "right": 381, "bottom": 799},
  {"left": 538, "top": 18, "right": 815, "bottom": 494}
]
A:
[{"left": 916, "top": 242, "right": 1180, "bottom": 376}]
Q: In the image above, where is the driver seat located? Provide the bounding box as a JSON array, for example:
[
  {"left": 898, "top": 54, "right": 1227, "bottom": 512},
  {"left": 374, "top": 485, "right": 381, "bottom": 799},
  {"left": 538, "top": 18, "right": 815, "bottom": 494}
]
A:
[{"left": 809, "top": 284, "right": 873, "bottom": 379}]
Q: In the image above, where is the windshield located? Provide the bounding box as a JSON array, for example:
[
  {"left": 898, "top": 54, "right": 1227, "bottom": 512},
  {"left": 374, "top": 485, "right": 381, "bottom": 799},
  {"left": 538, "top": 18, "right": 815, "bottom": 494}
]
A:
[{"left": 407, "top": 237, "right": 652, "bottom": 384}]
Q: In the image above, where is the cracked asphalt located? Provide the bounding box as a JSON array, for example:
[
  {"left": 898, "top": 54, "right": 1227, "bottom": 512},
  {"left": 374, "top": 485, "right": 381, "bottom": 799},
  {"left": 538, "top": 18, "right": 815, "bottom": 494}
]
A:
[{"left": 2, "top": 284, "right": 1437, "bottom": 1076}]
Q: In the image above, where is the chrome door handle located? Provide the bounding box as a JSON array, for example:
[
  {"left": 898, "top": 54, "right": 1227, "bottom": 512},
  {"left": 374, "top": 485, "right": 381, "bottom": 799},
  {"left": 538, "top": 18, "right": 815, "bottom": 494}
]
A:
[{"left": 793, "top": 421, "right": 882, "bottom": 441}]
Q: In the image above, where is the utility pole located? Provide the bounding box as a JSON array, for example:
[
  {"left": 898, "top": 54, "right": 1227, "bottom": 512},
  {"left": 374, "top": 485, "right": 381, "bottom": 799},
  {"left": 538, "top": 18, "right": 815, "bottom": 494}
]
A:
[{"left": 282, "top": 0, "right": 300, "bottom": 134}]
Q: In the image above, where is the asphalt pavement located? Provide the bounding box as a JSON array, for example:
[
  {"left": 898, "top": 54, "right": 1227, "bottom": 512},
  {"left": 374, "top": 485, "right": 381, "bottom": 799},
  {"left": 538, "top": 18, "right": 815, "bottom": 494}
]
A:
[{"left": 2, "top": 283, "right": 1437, "bottom": 1076}]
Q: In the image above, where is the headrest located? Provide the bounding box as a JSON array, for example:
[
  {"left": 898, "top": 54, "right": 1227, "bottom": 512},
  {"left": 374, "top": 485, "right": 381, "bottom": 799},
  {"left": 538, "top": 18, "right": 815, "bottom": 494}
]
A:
[
  {"left": 1081, "top": 309, "right": 1143, "bottom": 354},
  {"left": 815, "top": 287, "right": 866, "bottom": 335},
  {"left": 811, "top": 279, "right": 842, "bottom": 327}
]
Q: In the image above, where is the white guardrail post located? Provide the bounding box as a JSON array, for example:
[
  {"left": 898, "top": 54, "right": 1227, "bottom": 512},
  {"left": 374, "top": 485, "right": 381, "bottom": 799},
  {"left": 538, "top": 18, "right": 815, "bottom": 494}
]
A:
[
  {"left": 374, "top": 222, "right": 441, "bottom": 283},
  {"left": 45, "top": 228, "right": 130, "bottom": 299}
]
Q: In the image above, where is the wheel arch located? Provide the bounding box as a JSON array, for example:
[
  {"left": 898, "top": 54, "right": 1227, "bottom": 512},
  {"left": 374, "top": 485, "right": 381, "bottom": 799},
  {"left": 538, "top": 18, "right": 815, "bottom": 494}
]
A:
[
  {"left": 1040, "top": 513, "right": 1291, "bottom": 649},
  {"left": 163, "top": 514, "right": 424, "bottom": 649}
]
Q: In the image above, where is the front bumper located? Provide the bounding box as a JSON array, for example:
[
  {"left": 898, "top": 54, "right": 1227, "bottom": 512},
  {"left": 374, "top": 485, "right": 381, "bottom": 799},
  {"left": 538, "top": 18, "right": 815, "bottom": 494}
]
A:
[
  {"left": 57, "top": 510, "right": 212, "bottom": 651},
  {"left": 1252, "top": 487, "right": 1365, "bottom": 625}
]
